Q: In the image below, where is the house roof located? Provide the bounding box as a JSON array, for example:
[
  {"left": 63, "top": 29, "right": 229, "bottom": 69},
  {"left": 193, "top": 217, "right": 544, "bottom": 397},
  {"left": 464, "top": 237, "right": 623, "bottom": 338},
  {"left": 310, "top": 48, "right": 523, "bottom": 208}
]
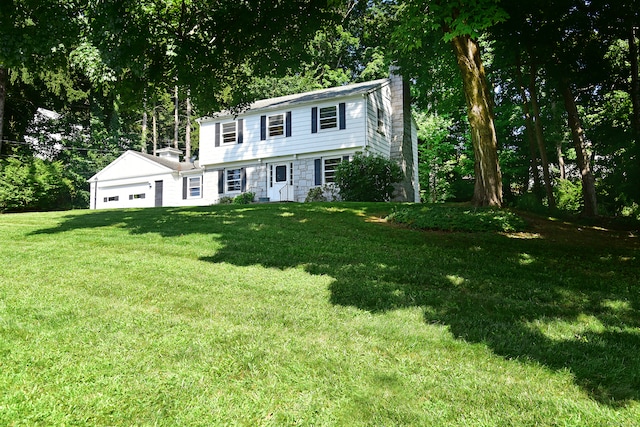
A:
[
  {"left": 88, "top": 150, "right": 199, "bottom": 182},
  {"left": 135, "top": 151, "right": 199, "bottom": 172},
  {"left": 199, "top": 78, "right": 389, "bottom": 122}
]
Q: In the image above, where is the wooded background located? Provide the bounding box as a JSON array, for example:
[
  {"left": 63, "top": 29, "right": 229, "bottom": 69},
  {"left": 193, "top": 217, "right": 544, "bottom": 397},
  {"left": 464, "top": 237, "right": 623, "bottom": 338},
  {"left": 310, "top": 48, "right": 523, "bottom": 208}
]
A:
[{"left": 1, "top": 0, "right": 638, "bottom": 218}]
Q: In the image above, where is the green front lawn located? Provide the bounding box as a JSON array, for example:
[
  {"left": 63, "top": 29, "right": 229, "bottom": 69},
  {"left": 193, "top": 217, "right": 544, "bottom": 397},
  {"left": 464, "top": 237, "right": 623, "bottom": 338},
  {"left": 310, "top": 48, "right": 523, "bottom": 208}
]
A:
[{"left": 1, "top": 203, "right": 638, "bottom": 426}]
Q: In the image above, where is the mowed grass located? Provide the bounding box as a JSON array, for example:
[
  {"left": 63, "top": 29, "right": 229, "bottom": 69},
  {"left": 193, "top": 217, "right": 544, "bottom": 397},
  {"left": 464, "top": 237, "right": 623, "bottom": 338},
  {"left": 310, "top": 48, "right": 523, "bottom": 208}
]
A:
[{"left": 0, "top": 202, "right": 639, "bottom": 426}]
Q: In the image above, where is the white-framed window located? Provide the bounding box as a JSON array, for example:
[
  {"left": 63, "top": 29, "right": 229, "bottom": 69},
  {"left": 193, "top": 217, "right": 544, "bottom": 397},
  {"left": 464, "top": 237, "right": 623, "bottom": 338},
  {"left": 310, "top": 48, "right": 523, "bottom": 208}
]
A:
[
  {"left": 268, "top": 114, "right": 284, "bottom": 137},
  {"left": 188, "top": 176, "right": 201, "bottom": 198},
  {"left": 128, "top": 193, "right": 146, "bottom": 200},
  {"left": 319, "top": 106, "right": 337, "bottom": 130},
  {"left": 226, "top": 168, "right": 242, "bottom": 192},
  {"left": 104, "top": 196, "right": 119, "bottom": 202},
  {"left": 377, "top": 107, "right": 385, "bottom": 134},
  {"left": 222, "top": 122, "right": 237, "bottom": 144},
  {"left": 324, "top": 158, "right": 342, "bottom": 183}
]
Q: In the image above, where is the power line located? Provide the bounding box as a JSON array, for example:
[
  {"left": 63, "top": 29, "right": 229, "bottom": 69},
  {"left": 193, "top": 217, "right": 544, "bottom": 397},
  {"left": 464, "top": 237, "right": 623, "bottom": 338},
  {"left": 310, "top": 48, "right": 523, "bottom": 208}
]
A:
[{"left": 1, "top": 138, "right": 127, "bottom": 154}]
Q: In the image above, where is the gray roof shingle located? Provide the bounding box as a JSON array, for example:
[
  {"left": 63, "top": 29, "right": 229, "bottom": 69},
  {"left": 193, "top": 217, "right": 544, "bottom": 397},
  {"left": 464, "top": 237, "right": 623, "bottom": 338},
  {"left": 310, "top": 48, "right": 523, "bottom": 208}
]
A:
[{"left": 200, "top": 78, "right": 389, "bottom": 121}]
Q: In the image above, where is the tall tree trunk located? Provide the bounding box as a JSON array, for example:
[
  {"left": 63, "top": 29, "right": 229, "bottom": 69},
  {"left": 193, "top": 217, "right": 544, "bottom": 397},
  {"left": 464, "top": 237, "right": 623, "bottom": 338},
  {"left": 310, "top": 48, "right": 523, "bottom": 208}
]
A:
[
  {"left": 174, "top": 85, "right": 179, "bottom": 149},
  {"left": 515, "top": 53, "right": 541, "bottom": 196},
  {"left": 629, "top": 26, "right": 640, "bottom": 183},
  {"left": 528, "top": 61, "right": 556, "bottom": 209},
  {"left": 152, "top": 101, "right": 158, "bottom": 156},
  {"left": 556, "top": 140, "right": 566, "bottom": 180},
  {"left": 451, "top": 35, "right": 502, "bottom": 207},
  {"left": 0, "top": 66, "right": 7, "bottom": 155},
  {"left": 185, "top": 92, "right": 191, "bottom": 161},
  {"left": 141, "top": 93, "right": 148, "bottom": 153},
  {"left": 551, "top": 101, "right": 566, "bottom": 180},
  {"left": 630, "top": 26, "right": 640, "bottom": 138},
  {"left": 561, "top": 80, "right": 598, "bottom": 216}
]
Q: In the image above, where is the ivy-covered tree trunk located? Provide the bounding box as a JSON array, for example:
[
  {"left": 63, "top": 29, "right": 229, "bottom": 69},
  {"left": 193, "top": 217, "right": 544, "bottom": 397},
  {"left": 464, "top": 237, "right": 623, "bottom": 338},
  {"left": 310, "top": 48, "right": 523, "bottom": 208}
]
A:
[
  {"left": 451, "top": 35, "right": 502, "bottom": 207},
  {"left": 561, "top": 80, "right": 598, "bottom": 216}
]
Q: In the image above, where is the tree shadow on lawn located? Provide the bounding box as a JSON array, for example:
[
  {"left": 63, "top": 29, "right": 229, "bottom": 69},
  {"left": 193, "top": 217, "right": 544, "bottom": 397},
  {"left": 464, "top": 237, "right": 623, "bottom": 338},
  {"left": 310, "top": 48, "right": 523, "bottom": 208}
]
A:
[{"left": 34, "top": 204, "right": 640, "bottom": 405}]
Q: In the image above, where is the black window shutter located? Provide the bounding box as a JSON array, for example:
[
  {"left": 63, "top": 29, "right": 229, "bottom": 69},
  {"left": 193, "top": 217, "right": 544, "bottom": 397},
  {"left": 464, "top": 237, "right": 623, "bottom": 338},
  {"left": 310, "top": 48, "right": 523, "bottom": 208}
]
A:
[
  {"left": 218, "top": 170, "right": 224, "bottom": 194},
  {"left": 215, "top": 123, "right": 220, "bottom": 147},
  {"left": 342, "top": 155, "right": 350, "bottom": 162},
  {"left": 285, "top": 111, "right": 292, "bottom": 137},
  {"left": 241, "top": 168, "right": 247, "bottom": 192},
  {"left": 237, "top": 119, "right": 244, "bottom": 144},
  {"left": 311, "top": 107, "right": 318, "bottom": 133},
  {"left": 260, "top": 115, "right": 267, "bottom": 140},
  {"left": 182, "top": 177, "right": 188, "bottom": 199},
  {"left": 314, "top": 159, "right": 322, "bottom": 185},
  {"left": 339, "top": 102, "right": 346, "bottom": 129}
]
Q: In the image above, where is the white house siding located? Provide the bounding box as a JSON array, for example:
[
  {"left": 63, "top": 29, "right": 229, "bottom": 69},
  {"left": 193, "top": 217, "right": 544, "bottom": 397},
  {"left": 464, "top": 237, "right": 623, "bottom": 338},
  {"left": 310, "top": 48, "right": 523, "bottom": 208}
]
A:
[
  {"left": 93, "top": 172, "right": 173, "bottom": 209},
  {"left": 198, "top": 96, "right": 367, "bottom": 166},
  {"left": 365, "top": 84, "right": 392, "bottom": 158},
  {"left": 89, "top": 151, "right": 212, "bottom": 209}
]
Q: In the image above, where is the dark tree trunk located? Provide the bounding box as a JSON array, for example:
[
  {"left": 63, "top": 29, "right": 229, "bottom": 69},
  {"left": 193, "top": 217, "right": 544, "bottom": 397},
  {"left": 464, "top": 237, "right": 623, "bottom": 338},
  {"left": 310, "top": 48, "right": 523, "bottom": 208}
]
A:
[
  {"left": 630, "top": 26, "right": 640, "bottom": 139},
  {"left": 629, "top": 26, "right": 640, "bottom": 183},
  {"left": 515, "top": 54, "right": 541, "bottom": 196},
  {"left": 0, "top": 66, "right": 6, "bottom": 155},
  {"left": 528, "top": 61, "right": 556, "bottom": 209},
  {"left": 561, "top": 80, "right": 598, "bottom": 217},
  {"left": 451, "top": 35, "right": 502, "bottom": 207}
]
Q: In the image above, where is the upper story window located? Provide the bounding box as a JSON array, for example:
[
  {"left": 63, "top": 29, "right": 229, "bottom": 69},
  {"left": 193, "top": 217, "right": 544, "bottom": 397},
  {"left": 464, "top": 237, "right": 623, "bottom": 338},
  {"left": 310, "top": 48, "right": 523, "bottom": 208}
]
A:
[
  {"left": 222, "top": 122, "right": 237, "bottom": 144},
  {"left": 260, "top": 112, "right": 291, "bottom": 140},
  {"left": 215, "top": 119, "right": 243, "bottom": 146},
  {"left": 268, "top": 114, "right": 284, "bottom": 137},
  {"left": 319, "top": 106, "right": 337, "bottom": 129},
  {"left": 377, "top": 107, "right": 385, "bottom": 134},
  {"left": 312, "top": 103, "right": 345, "bottom": 133}
]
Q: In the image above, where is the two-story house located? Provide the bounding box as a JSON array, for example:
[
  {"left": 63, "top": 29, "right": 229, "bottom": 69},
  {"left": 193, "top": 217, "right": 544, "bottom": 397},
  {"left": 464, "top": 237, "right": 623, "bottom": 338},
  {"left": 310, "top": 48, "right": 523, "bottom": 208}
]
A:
[{"left": 88, "top": 72, "right": 418, "bottom": 209}]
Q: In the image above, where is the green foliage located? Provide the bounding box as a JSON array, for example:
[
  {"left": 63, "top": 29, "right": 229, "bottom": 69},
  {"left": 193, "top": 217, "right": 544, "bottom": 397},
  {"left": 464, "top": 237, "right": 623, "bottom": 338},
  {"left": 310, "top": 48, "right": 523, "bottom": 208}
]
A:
[
  {"left": 218, "top": 196, "right": 234, "bottom": 204},
  {"left": 304, "top": 185, "right": 339, "bottom": 202},
  {"left": 334, "top": 152, "right": 403, "bottom": 202},
  {"left": 305, "top": 186, "right": 327, "bottom": 202},
  {"left": 387, "top": 204, "right": 527, "bottom": 232},
  {"left": 232, "top": 192, "right": 255, "bottom": 205},
  {"left": 514, "top": 192, "right": 550, "bottom": 215},
  {"left": 415, "top": 111, "right": 472, "bottom": 202},
  {"left": 554, "top": 179, "right": 583, "bottom": 214},
  {"left": 0, "top": 157, "right": 74, "bottom": 212}
]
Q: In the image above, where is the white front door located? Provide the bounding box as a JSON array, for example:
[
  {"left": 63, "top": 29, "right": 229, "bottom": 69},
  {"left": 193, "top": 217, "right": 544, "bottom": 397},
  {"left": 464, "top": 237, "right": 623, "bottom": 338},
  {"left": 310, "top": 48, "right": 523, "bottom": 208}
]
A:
[{"left": 268, "top": 163, "right": 290, "bottom": 201}]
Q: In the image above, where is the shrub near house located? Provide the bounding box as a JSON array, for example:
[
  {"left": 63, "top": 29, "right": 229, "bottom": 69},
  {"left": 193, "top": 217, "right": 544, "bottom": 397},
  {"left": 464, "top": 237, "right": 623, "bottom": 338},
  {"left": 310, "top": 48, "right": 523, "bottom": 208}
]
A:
[{"left": 334, "top": 152, "right": 403, "bottom": 202}]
